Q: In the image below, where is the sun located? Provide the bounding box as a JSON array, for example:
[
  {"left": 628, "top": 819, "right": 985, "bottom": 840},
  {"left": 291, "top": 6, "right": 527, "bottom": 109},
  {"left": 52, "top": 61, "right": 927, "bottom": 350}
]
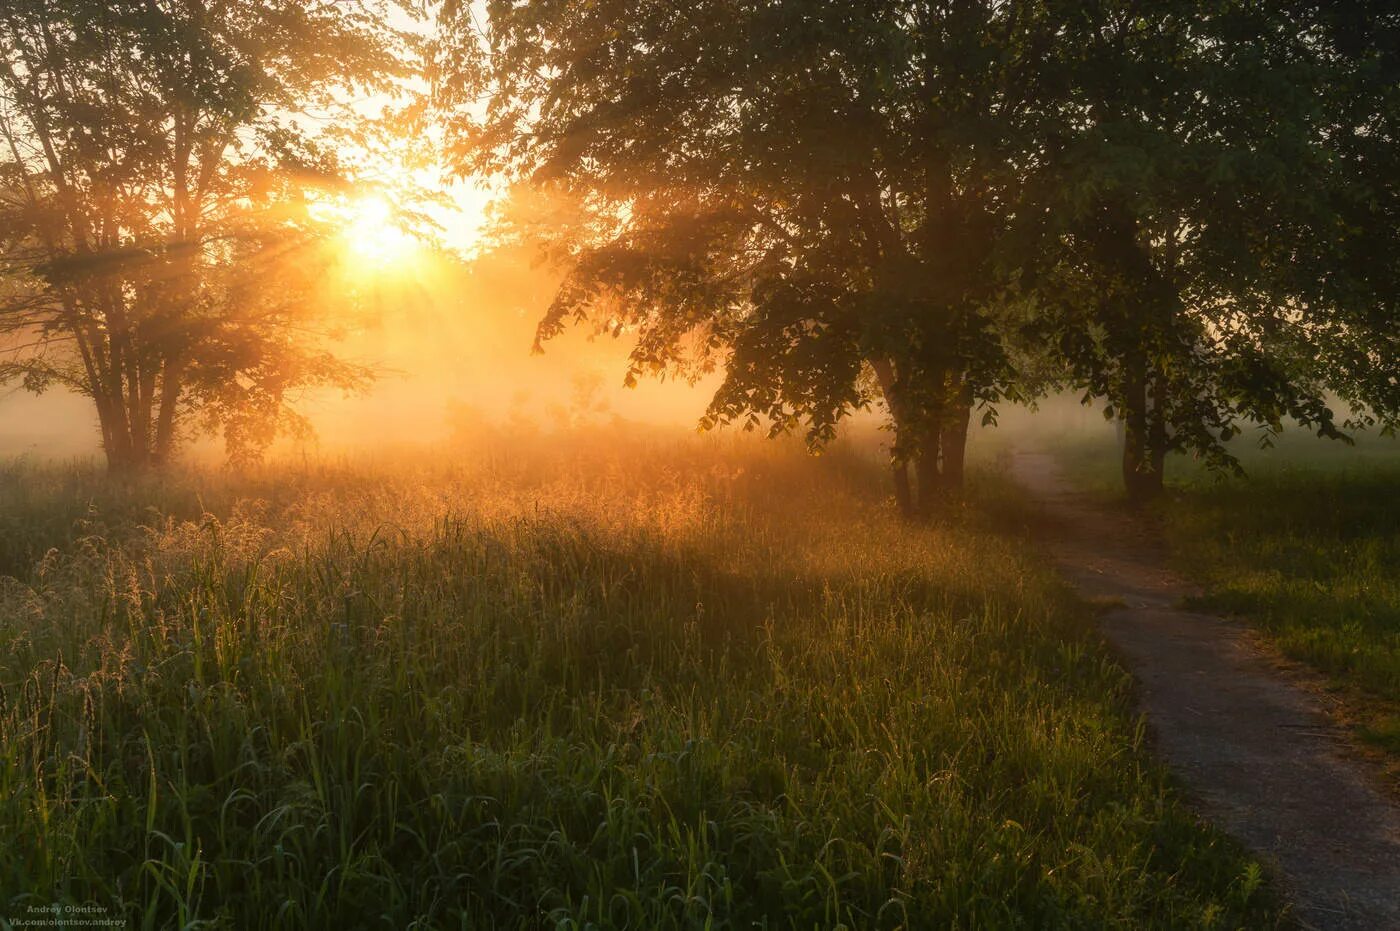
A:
[{"left": 342, "top": 196, "right": 416, "bottom": 265}]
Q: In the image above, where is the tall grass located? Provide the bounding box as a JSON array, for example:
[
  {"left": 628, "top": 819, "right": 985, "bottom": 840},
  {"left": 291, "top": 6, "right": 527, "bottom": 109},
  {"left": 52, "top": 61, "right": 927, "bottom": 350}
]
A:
[{"left": 1, "top": 433, "right": 1273, "bottom": 928}]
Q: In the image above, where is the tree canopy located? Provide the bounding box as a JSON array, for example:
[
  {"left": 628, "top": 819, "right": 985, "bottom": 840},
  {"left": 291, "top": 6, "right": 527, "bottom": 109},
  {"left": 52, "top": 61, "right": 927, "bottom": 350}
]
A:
[
  {"left": 1015, "top": 0, "right": 1400, "bottom": 495},
  {"left": 437, "top": 0, "right": 1399, "bottom": 505},
  {"left": 438, "top": 0, "right": 1054, "bottom": 513},
  {"left": 0, "top": 0, "right": 1392, "bottom": 493}
]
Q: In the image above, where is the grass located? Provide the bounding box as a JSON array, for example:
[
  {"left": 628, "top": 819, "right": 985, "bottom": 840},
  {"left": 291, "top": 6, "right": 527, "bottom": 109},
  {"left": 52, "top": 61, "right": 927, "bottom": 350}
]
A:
[{"left": 0, "top": 431, "right": 1277, "bottom": 929}]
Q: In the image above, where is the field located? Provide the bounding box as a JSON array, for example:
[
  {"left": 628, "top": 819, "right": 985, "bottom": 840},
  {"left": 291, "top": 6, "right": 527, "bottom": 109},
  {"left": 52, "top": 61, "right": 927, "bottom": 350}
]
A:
[
  {"left": 0, "top": 433, "right": 1275, "bottom": 929},
  {"left": 1047, "top": 430, "right": 1400, "bottom": 765}
]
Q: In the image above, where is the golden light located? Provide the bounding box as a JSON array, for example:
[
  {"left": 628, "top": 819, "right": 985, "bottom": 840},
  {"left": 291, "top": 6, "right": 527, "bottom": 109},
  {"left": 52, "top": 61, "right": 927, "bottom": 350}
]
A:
[{"left": 342, "top": 196, "right": 417, "bottom": 265}]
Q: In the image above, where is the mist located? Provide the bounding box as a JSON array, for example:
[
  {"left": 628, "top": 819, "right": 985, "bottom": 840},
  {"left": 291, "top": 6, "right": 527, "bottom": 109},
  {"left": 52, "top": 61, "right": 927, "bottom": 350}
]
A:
[{"left": 0, "top": 243, "right": 729, "bottom": 462}]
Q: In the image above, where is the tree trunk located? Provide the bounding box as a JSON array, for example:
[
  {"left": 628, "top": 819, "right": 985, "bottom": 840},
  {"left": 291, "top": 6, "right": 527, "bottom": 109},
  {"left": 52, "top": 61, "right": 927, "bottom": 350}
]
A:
[
  {"left": 939, "top": 403, "right": 970, "bottom": 493},
  {"left": 915, "top": 427, "right": 942, "bottom": 518},
  {"left": 94, "top": 353, "right": 169, "bottom": 474},
  {"left": 871, "top": 357, "right": 917, "bottom": 517},
  {"left": 938, "top": 375, "right": 973, "bottom": 495},
  {"left": 1145, "top": 367, "right": 1169, "bottom": 495},
  {"left": 94, "top": 393, "right": 124, "bottom": 474},
  {"left": 891, "top": 461, "right": 913, "bottom": 518},
  {"left": 1120, "top": 353, "right": 1162, "bottom": 503},
  {"left": 99, "top": 391, "right": 135, "bottom": 473},
  {"left": 153, "top": 357, "right": 183, "bottom": 466}
]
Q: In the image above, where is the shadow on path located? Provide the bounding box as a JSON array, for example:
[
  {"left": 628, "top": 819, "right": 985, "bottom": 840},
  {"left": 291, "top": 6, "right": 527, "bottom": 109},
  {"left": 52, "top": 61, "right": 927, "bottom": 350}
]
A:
[{"left": 1010, "top": 450, "right": 1400, "bottom": 930}]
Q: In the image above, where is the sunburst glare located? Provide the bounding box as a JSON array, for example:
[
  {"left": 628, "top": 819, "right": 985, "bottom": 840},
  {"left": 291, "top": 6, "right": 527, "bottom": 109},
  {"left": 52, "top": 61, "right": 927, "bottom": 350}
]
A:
[{"left": 342, "top": 195, "right": 417, "bottom": 266}]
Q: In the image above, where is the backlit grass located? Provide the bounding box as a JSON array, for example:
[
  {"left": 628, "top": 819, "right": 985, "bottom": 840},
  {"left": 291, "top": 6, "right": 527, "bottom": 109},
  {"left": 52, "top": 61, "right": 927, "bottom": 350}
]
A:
[{"left": 0, "top": 433, "right": 1275, "bottom": 928}]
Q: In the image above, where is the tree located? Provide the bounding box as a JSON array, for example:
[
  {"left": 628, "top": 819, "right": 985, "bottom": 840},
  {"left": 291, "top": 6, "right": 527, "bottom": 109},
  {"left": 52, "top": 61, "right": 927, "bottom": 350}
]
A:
[
  {"left": 0, "top": 0, "right": 417, "bottom": 470},
  {"left": 439, "top": 0, "right": 1398, "bottom": 509},
  {"left": 1273, "top": 1, "right": 1400, "bottom": 435},
  {"left": 437, "top": 0, "right": 1062, "bottom": 517},
  {"left": 1015, "top": 0, "right": 1399, "bottom": 500}
]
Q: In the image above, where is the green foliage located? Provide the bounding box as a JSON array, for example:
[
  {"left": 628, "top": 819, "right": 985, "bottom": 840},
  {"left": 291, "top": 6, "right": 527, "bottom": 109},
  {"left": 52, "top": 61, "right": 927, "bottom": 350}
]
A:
[
  {"left": 439, "top": 0, "right": 1399, "bottom": 499},
  {"left": 436, "top": 0, "right": 1050, "bottom": 461},
  {"left": 1015, "top": 0, "right": 1399, "bottom": 488},
  {"left": 0, "top": 437, "right": 1278, "bottom": 928}
]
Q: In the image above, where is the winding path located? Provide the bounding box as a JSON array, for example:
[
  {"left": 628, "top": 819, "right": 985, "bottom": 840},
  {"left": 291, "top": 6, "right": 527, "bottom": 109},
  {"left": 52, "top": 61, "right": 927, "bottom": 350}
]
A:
[{"left": 1010, "top": 450, "right": 1400, "bottom": 930}]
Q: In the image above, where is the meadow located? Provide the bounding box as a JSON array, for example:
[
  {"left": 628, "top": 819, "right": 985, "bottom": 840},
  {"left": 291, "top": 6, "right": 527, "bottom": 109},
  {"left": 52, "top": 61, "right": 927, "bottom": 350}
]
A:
[{"left": 0, "top": 433, "right": 1277, "bottom": 929}]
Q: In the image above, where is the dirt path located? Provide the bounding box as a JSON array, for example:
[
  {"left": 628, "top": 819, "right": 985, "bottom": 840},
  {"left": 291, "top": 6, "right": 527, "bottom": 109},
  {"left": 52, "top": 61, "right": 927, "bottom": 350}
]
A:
[{"left": 1009, "top": 450, "right": 1400, "bottom": 930}]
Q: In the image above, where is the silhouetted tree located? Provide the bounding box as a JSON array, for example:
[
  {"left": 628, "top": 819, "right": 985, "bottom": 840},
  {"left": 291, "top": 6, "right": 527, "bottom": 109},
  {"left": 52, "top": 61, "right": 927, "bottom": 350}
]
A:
[
  {"left": 441, "top": 0, "right": 1399, "bottom": 507},
  {"left": 0, "top": 0, "right": 417, "bottom": 470},
  {"left": 1016, "top": 0, "right": 1399, "bottom": 500},
  {"left": 437, "top": 0, "right": 1068, "bottom": 516}
]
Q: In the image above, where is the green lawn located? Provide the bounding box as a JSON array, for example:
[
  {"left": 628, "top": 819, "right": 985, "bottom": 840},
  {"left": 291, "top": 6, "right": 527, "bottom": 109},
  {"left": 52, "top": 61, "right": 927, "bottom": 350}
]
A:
[{"left": 0, "top": 434, "right": 1276, "bottom": 929}]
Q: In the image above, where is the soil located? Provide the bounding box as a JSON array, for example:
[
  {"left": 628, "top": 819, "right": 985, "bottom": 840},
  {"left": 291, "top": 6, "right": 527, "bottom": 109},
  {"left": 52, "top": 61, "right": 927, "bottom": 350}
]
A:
[{"left": 1010, "top": 449, "right": 1400, "bottom": 930}]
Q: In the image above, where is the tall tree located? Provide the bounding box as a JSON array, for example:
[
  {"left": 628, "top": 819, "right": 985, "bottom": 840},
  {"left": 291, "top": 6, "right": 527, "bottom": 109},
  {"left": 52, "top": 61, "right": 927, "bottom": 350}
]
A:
[
  {"left": 440, "top": 0, "right": 1398, "bottom": 508},
  {"left": 437, "top": 0, "right": 1058, "bottom": 516},
  {"left": 1017, "top": 0, "right": 1399, "bottom": 500},
  {"left": 0, "top": 0, "right": 416, "bottom": 470}
]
